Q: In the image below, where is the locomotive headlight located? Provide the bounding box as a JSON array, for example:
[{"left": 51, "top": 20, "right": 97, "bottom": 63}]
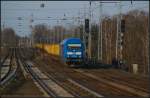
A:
[
  {"left": 76, "top": 52, "right": 81, "bottom": 55},
  {"left": 67, "top": 52, "right": 73, "bottom": 55}
]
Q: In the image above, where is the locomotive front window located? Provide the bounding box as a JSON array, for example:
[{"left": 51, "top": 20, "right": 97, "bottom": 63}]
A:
[{"left": 68, "top": 44, "right": 81, "bottom": 50}]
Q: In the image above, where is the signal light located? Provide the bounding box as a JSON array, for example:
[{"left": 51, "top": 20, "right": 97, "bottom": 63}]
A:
[
  {"left": 85, "top": 19, "right": 89, "bottom": 33},
  {"left": 40, "top": 3, "right": 45, "bottom": 8},
  {"left": 121, "top": 19, "right": 125, "bottom": 33}
]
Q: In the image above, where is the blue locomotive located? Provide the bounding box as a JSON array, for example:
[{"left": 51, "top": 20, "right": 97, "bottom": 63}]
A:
[{"left": 60, "top": 38, "right": 85, "bottom": 66}]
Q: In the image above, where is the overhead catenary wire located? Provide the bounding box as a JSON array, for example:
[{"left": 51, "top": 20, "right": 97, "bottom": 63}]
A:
[{"left": 2, "top": 2, "right": 148, "bottom": 11}]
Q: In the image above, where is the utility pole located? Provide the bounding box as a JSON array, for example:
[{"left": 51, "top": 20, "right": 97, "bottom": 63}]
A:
[
  {"left": 56, "top": 20, "right": 59, "bottom": 43},
  {"left": 118, "top": 1, "right": 122, "bottom": 64},
  {"left": 116, "top": 7, "right": 118, "bottom": 60},
  {"left": 148, "top": 13, "right": 150, "bottom": 74},
  {"left": 116, "top": 2, "right": 121, "bottom": 60},
  {"left": 98, "top": 2, "right": 103, "bottom": 61},
  {"left": 72, "top": 17, "right": 75, "bottom": 38},
  {"left": 78, "top": 11, "right": 81, "bottom": 38},
  {"left": 88, "top": 1, "right": 92, "bottom": 59},
  {"left": 83, "top": 4, "right": 86, "bottom": 50},
  {"left": 18, "top": 17, "right": 23, "bottom": 47},
  {"left": 40, "top": 3, "right": 45, "bottom": 59},
  {"left": 29, "top": 13, "right": 34, "bottom": 47},
  {"left": 56, "top": 19, "right": 59, "bottom": 43},
  {"left": 61, "top": 14, "right": 66, "bottom": 41},
  {"left": 2, "top": 22, "right": 5, "bottom": 30},
  {"left": 148, "top": 1, "right": 150, "bottom": 74},
  {"left": 98, "top": 1, "right": 119, "bottom": 62}
]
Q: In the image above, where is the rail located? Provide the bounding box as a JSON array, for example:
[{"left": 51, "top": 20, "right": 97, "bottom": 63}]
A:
[
  {"left": 1, "top": 48, "right": 19, "bottom": 86},
  {"left": 18, "top": 52, "right": 58, "bottom": 97}
]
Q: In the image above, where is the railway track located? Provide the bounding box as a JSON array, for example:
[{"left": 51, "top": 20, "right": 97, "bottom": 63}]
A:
[
  {"left": 80, "top": 69, "right": 149, "bottom": 92},
  {"left": 74, "top": 69, "right": 149, "bottom": 97},
  {"left": 43, "top": 69, "right": 102, "bottom": 97},
  {"left": 32, "top": 61, "right": 103, "bottom": 97},
  {"left": 34, "top": 51, "right": 149, "bottom": 97},
  {"left": 19, "top": 48, "right": 103, "bottom": 97},
  {"left": 19, "top": 48, "right": 149, "bottom": 97},
  {"left": 33, "top": 55, "right": 131, "bottom": 97},
  {"left": 1, "top": 48, "right": 19, "bottom": 86},
  {"left": 0, "top": 48, "right": 11, "bottom": 67},
  {"left": 1, "top": 48, "right": 13, "bottom": 82},
  {"left": 18, "top": 48, "right": 73, "bottom": 97}
]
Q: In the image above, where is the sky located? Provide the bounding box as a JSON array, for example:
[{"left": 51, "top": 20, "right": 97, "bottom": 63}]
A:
[{"left": 1, "top": 1, "right": 149, "bottom": 37}]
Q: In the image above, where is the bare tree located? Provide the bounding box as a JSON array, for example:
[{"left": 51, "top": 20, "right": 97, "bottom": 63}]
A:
[
  {"left": 32, "top": 24, "right": 49, "bottom": 44},
  {"left": 2, "top": 28, "right": 18, "bottom": 47}
]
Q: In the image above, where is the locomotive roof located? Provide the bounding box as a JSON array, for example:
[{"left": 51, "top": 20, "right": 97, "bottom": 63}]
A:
[{"left": 60, "top": 38, "right": 82, "bottom": 45}]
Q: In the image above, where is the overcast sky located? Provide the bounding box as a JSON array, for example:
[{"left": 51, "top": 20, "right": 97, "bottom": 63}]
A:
[{"left": 1, "top": 1, "right": 149, "bottom": 37}]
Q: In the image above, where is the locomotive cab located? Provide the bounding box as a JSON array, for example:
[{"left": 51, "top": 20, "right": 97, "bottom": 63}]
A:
[{"left": 60, "top": 38, "right": 85, "bottom": 66}]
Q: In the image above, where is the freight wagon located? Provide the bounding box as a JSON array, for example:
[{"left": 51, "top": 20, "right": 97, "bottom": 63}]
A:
[{"left": 35, "top": 38, "right": 85, "bottom": 66}]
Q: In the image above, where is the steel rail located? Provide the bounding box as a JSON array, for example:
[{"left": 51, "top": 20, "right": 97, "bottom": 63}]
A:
[
  {"left": 1, "top": 48, "right": 14, "bottom": 82},
  {"left": 18, "top": 50, "right": 58, "bottom": 97},
  {"left": 1, "top": 48, "right": 19, "bottom": 86}
]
